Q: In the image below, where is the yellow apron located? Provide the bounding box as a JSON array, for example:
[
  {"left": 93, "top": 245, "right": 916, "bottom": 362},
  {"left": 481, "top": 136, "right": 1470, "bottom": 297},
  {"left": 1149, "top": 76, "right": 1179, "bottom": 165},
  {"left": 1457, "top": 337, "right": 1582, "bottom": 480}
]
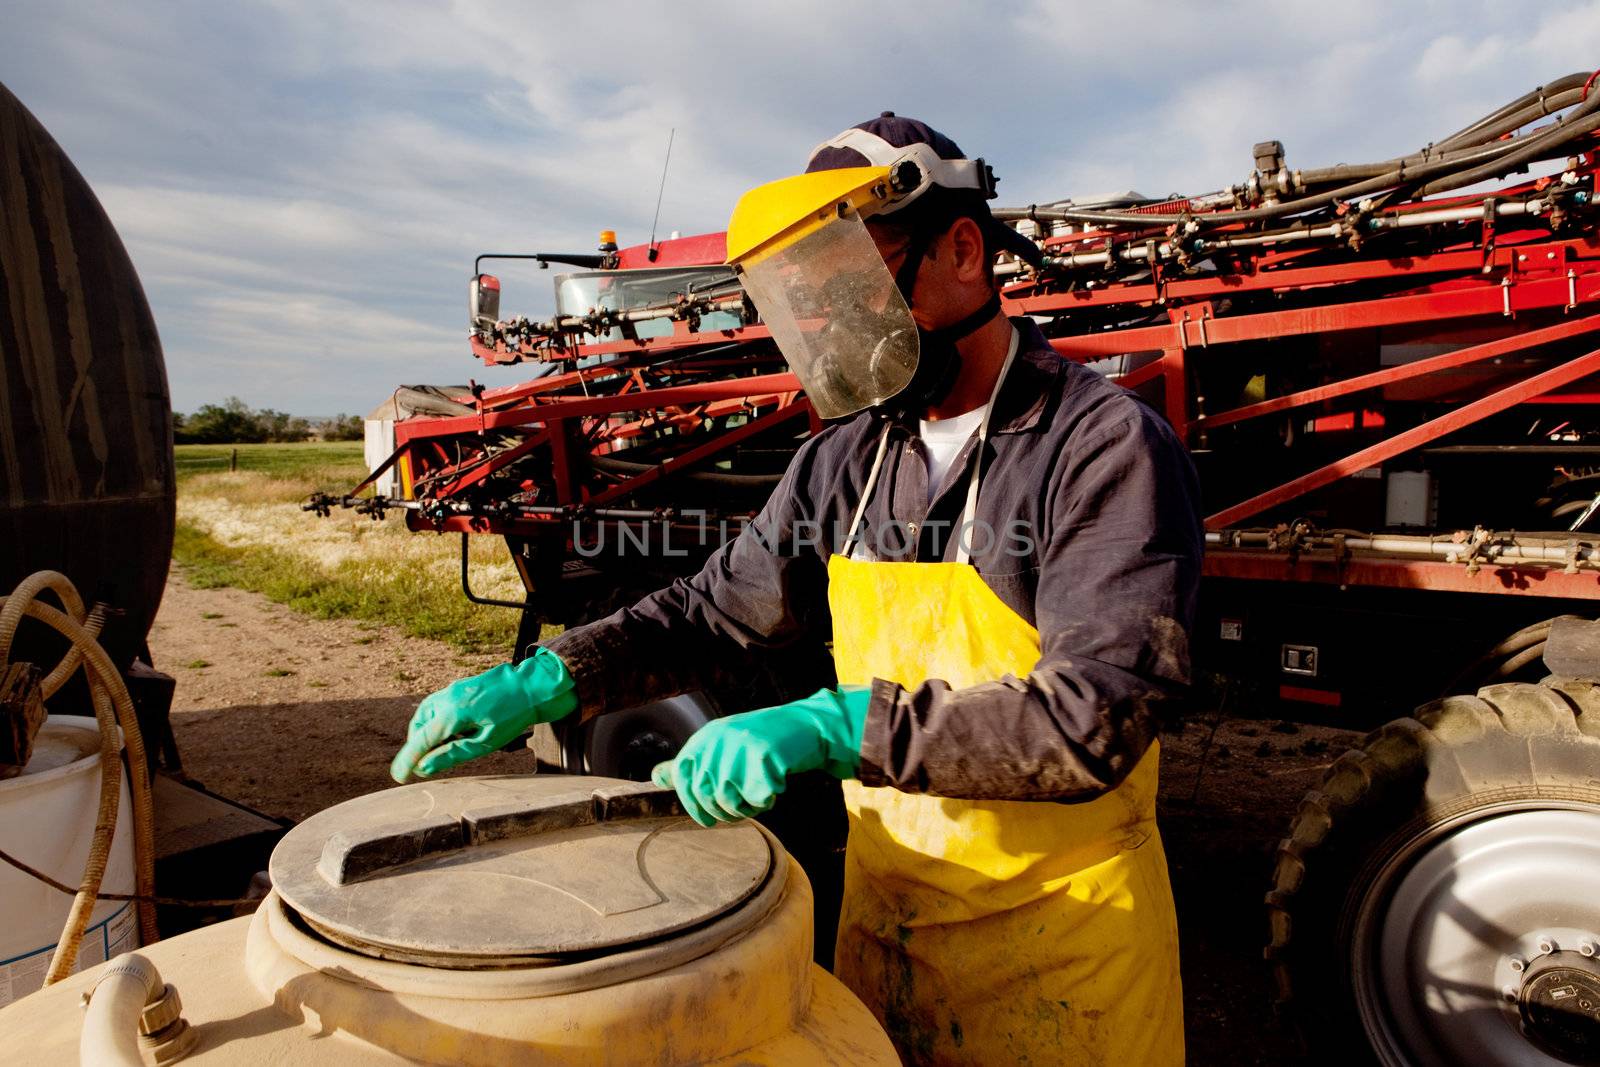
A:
[{"left": 827, "top": 340, "right": 1185, "bottom": 1066}]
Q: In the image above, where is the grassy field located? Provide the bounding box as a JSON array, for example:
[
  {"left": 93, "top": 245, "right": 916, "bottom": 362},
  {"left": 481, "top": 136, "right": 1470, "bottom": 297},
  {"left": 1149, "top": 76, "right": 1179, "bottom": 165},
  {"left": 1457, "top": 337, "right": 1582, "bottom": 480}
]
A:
[{"left": 174, "top": 441, "right": 532, "bottom": 653}]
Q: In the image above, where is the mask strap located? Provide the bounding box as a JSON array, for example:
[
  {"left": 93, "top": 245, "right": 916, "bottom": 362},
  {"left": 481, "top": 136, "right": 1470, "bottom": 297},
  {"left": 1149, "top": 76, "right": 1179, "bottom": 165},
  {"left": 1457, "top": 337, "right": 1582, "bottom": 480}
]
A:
[
  {"left": 955, "top": 326, "right": 1019, "bottom": 567},
  {"left": 893, "top": 229, "right": 934, "bottom": 306},
  {"left": 840, "top": 422, "right": 894, "bottom": 560},
  {"left": 887, "top": 221, "right": 1000, "bottom": 415},
  {"left": 938, "top": 291, "right": 1002, "bottom": 342}
]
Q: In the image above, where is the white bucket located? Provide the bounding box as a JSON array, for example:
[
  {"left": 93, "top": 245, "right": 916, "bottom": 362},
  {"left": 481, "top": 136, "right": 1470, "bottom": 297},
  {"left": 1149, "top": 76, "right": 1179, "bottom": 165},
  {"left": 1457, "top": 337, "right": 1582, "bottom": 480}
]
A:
[{"left": 0, "top": 715, "right": 136, "bottom": 1006}]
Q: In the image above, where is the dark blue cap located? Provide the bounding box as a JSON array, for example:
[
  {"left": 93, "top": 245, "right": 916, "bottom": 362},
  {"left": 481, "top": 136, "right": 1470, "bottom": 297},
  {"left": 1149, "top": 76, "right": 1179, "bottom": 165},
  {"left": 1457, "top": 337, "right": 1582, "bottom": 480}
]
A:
[
  {"left": 806, "top": 112, "right": 968, "bottom": 172},
  {"left": 806, "top": 112, "right": 1042, "bottom": 267}
]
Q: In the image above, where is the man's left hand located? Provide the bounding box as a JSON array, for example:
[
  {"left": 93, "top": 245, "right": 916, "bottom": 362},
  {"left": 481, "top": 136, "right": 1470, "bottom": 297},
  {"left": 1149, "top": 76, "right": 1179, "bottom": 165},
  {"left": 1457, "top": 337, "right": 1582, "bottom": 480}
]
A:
[{"left": 651, "top": 685, "right": 869, "bottom": 826}]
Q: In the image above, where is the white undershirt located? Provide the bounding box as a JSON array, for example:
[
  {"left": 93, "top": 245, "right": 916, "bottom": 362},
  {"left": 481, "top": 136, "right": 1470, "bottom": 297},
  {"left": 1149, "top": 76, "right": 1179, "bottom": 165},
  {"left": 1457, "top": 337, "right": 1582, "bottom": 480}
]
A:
[
  {"left": 917, "top": 405, "right": 985, "bottom": 506},
  {"left": 915, "top": 326, "right": 1018, "bottom": 506}
]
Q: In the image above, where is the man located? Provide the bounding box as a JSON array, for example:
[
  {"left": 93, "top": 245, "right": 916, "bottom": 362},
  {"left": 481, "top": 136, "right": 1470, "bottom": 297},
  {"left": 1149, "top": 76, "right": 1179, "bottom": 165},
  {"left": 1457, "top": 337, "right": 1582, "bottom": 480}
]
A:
[{"left": 392, "top": 114, "right": 1201, "bottom": 1066}]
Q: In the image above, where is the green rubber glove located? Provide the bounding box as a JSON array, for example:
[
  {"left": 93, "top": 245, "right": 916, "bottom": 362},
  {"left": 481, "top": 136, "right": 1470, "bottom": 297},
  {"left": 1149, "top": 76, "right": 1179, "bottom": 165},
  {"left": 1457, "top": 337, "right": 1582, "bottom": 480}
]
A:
[
  {"left": 390, "top": 648, "right": 578, "bottom": 783},
  {"left": 651, "top": 685, "right": 870, "bottom": 827}
]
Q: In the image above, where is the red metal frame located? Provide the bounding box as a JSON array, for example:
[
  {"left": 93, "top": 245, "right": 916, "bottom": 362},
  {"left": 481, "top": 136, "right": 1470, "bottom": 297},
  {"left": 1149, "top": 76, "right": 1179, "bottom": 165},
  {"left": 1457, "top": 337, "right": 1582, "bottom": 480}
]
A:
[
  {"left": 473, "top": 322, "right": 776, "bottom": 367},
  {"left": 370, "top": 145, "right": 1600, "bottom": 601},
  {"left": 1192, "top": 314, "right": 1600, "bottom": 431},
  {"left": 1028, "top": 229, "right": 1600, "bottom": 552},
  {"left": 584, "top": 400, "right": 809, "bottom": 508},
  {"left": 1047, "top": 258, "right": 1600, "bottom": 362},
  {"left": 393, "top": 356, "right": 806, "bottom": 538},
  {"left": 1205, "top": 551, "right": 1600, "bottom": 599},
  {"left": 411, "top": 373, "right": 799, "bottom": 439},
  {"left": 1206, "top": 344, "right": 1600, "bottom": 528}
]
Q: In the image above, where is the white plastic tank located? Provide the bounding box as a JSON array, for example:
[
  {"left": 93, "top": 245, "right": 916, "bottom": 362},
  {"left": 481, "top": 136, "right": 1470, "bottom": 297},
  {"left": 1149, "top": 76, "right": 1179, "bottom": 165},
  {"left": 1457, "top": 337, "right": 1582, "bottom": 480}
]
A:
[
  {"left": 362, "top": 403, "right": 398, "bottom": 496},
  {"left": 0, "top": 775, "right": 897, "bottom": 1065},
  {"left": 0, "top": 715, "right": 135, "bottom": 1006}
]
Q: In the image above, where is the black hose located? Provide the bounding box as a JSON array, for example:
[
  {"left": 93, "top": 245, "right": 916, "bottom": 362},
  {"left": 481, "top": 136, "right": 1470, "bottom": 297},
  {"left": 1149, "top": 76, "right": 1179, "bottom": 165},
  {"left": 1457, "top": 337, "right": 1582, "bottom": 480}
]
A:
[
  {"left": 1440, "top": 614, "right": 1585, "bottom": 695},
  {"left": 1436, "top": 72, "right": 1592, "bottom": 149},
  {"left": 1015, "top": 110, "right": 1591, "bottom": 235},
  {"left": 1295, "top": 103, "right": 1585, "bottom": 186},
  {"left": 1416, "top": 110, "right": 1600, "bottom": 197},
  {"left": 1000, "top": 73, "right": 1600, "bottom": 234},
  {"left": 1437, "top": 87, "right": 1589, "bottom": 150},
  {"left": 1270, "top": 85, "right": 1600, "bottom": 214},
  {"left": 1489, "top": 642, "right": 1549, "bottom": 681},
  {"left": 992, "top": 206, "right": 1179, "bottom": 228},
  {"left": 0, "top": 844, "right": 262, "bottom": 909}
]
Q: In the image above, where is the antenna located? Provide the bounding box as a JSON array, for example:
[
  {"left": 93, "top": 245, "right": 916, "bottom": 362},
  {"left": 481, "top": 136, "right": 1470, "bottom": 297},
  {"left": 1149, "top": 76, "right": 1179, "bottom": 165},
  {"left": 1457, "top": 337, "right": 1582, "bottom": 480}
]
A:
[{"left": 647, "top": 127, "right": 675, "bottom": 263}]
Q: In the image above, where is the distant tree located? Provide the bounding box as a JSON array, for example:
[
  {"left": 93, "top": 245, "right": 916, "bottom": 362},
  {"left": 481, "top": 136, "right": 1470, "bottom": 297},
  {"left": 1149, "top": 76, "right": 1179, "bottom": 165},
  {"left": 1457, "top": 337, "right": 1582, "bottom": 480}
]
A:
[
  {"left": 173, "top": 397, "right": 314, "bottom": 443},
  {"left": 317, "top": 414, "right": 364, "bottom": 442},
  {"left": 180, "top": 397, "right": 267, "bottom": 443},
  {"left": 258, "top": 408, "right": 312, "bottom": 443}
]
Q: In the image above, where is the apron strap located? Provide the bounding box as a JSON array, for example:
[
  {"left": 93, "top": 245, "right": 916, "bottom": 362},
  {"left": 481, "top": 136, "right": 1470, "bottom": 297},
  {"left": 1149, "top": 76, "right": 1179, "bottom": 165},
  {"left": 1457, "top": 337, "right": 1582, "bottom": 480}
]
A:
[
  {"left": 841, "top": 423, "right": 893, "bottom": 559},
  {"left": 955, "top": 326, "right": 1020, "bottom": 566}
]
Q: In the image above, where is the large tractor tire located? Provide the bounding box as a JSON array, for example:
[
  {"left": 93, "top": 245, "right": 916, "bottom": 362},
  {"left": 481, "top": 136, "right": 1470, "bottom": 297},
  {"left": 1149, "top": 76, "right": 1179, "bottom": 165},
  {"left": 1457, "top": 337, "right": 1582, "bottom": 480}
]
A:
[{"left": 1266, "top": 680, "right": 1600, "bottom": 1066}]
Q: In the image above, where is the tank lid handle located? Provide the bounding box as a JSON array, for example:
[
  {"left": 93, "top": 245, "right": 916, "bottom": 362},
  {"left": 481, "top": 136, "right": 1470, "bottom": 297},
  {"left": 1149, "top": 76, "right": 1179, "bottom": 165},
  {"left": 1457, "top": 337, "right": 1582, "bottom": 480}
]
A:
[{"left": 317, "top": 783, "right": 683, "bottom": 886}]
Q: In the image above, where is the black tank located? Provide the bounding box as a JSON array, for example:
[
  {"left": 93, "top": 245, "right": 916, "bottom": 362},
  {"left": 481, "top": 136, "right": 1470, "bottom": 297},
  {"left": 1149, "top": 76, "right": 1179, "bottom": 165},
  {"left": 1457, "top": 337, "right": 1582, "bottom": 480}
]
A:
[{"left": 0, "top": 81, "right": 175, "bottom": 673}]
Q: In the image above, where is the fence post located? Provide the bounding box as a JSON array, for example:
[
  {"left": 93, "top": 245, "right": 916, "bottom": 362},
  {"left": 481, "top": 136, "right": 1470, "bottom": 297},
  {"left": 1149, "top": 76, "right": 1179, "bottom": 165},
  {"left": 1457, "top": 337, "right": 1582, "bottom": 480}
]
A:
[{"left": 230, "top": 448, "right": 238, "bottom": 472}]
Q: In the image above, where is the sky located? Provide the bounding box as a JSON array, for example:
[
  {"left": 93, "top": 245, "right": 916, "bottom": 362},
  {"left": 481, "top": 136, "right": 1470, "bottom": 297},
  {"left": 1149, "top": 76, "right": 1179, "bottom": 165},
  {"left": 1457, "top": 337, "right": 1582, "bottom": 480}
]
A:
[{"left": 5, "top": 1, "right": 1600, "bottom": 416}]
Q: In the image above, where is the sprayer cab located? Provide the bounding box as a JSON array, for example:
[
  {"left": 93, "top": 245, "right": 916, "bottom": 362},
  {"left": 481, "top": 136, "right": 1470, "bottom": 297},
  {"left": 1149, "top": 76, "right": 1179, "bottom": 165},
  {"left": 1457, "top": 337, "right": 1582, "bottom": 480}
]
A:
[{"left": 468, "top": 231, "right": 746, "bottom": 360}]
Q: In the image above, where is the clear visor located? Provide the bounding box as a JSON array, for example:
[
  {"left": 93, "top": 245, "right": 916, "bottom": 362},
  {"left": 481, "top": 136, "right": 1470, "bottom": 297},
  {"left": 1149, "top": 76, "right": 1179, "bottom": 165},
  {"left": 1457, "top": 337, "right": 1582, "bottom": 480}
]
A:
[{"left": 738, "top": 212, "right": 919, "bottom": 420}]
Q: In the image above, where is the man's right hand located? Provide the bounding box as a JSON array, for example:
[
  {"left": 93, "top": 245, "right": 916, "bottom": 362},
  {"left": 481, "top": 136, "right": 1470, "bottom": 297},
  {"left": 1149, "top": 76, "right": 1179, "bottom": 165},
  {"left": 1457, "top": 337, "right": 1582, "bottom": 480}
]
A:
[{"left": 390, "top": 647, "right": 578, "bottom": 783}]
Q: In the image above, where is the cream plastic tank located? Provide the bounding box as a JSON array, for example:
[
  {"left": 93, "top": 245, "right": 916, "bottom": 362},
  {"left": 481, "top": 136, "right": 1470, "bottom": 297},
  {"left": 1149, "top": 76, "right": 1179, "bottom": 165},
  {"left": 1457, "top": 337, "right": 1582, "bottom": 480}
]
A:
[{"left": 0, "top": 775, "right": 897, "bottom": 1065}]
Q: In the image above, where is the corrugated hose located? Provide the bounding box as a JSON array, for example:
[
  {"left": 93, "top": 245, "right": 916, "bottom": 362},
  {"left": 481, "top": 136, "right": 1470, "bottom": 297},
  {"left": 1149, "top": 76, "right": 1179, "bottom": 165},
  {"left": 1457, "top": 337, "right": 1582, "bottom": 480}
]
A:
[{"left": 0, "top": 571, "right": 159, "bottom": 984}]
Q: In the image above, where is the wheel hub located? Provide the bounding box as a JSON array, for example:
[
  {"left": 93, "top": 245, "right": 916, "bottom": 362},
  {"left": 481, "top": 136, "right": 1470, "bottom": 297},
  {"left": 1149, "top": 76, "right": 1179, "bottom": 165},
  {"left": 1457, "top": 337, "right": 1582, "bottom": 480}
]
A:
[
  {"left": 1356, "top": 805, "right": 1600, "bottom": 1066},
  {"left": 1521, "top": 950, "right": 1600, "bottom": 1063}
]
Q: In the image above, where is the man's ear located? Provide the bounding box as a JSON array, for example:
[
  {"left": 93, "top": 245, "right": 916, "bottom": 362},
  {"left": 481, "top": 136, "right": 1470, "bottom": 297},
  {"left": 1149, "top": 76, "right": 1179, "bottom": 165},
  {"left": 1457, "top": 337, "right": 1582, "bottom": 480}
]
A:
[{"left": 947, "top": 216, "right": 989, "bottom": 284}]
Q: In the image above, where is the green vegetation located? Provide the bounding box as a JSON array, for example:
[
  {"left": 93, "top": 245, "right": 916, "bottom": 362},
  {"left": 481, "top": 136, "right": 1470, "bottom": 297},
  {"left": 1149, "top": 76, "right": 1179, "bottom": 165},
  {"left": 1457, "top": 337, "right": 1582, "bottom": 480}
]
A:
[
  {"left": 169, "top": 438, "right": 558, "bottom": 654},
  {"left": 174, "top": 397, "right": 363, "bottom": 444},
  {"left": 171, "top": 524, "right": 530, "bottom": 653},
  {"left": 174, "top": 440, "right": 369, "bottom": 487},
  {"left": 263, "top": 667, "right": 295, "bottom": 677},
  {"left": 185, "top": 659, "right": 211, "bottom": 669},
  {"left": 172, "top": 441, "right": 566, "bottom": 654}
]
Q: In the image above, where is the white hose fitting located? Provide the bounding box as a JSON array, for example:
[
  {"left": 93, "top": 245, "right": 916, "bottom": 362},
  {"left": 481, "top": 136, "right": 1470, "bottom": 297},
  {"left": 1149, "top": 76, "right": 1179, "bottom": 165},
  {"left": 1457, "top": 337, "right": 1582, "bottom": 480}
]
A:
[
  {"left": 79, "top": 952, "right": 194, "bottom": 1066},
  {"left": 81, "top": 952, "right": 162, "bottom": 1066}
]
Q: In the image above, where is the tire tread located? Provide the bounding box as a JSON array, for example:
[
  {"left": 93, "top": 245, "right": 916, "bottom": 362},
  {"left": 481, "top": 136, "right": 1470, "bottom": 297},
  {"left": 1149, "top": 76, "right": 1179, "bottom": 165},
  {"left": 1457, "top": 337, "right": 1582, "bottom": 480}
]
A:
[{"left": 1266, "top": 678, "right": 1600, "bottom": 1042}]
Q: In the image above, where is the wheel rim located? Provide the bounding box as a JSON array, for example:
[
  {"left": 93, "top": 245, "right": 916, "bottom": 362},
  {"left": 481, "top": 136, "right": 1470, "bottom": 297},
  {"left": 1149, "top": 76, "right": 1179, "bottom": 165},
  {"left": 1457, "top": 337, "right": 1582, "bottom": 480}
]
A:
[
  {"left": 1353, "top": 802, "right": 1600, "bottom": 1066},
  {"left": 578, "top": 692, "right": 715, "bottom": 780}
]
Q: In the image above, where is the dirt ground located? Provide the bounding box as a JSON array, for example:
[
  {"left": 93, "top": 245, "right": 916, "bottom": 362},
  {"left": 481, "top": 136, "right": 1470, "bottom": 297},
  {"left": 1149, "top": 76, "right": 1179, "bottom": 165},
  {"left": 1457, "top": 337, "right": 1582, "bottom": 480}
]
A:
[
  {"left": 150, "top": 566, "right": 1362, "bottom": 1064},
  {"left": 148, "top": 570, "right": 519, "bottom": 822}
]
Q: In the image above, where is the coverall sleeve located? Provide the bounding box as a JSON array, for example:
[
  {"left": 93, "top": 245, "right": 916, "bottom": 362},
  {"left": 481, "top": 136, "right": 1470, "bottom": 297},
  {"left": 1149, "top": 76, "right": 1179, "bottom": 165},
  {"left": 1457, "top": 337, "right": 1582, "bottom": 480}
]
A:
[
  {"left": 543, "top": 429, "right": 836, "bottom": 721},
  {"left": 856, "top": 406, "right": 1203, "bottom": 800}
]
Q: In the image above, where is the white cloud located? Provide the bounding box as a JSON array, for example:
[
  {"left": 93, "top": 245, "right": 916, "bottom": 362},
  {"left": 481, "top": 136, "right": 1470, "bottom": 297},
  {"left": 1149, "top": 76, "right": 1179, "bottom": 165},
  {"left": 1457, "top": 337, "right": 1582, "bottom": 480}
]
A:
[{"left": 1413, "top": 35, "right": 1507, "bottom": 85}]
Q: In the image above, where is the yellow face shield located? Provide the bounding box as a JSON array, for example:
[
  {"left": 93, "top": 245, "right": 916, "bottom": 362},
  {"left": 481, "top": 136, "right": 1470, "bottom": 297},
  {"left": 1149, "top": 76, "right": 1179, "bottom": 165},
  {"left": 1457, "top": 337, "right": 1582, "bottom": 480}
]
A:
[{"left": 727, "top": 169, "right": 920, "bottom": 420}]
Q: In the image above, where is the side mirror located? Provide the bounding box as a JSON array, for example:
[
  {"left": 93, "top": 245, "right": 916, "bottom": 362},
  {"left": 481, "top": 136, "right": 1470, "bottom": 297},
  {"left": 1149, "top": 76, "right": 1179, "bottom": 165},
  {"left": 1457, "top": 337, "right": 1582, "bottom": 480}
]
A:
[{"left": 470, "top": 274, "right": 501, "bottom": 330}]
